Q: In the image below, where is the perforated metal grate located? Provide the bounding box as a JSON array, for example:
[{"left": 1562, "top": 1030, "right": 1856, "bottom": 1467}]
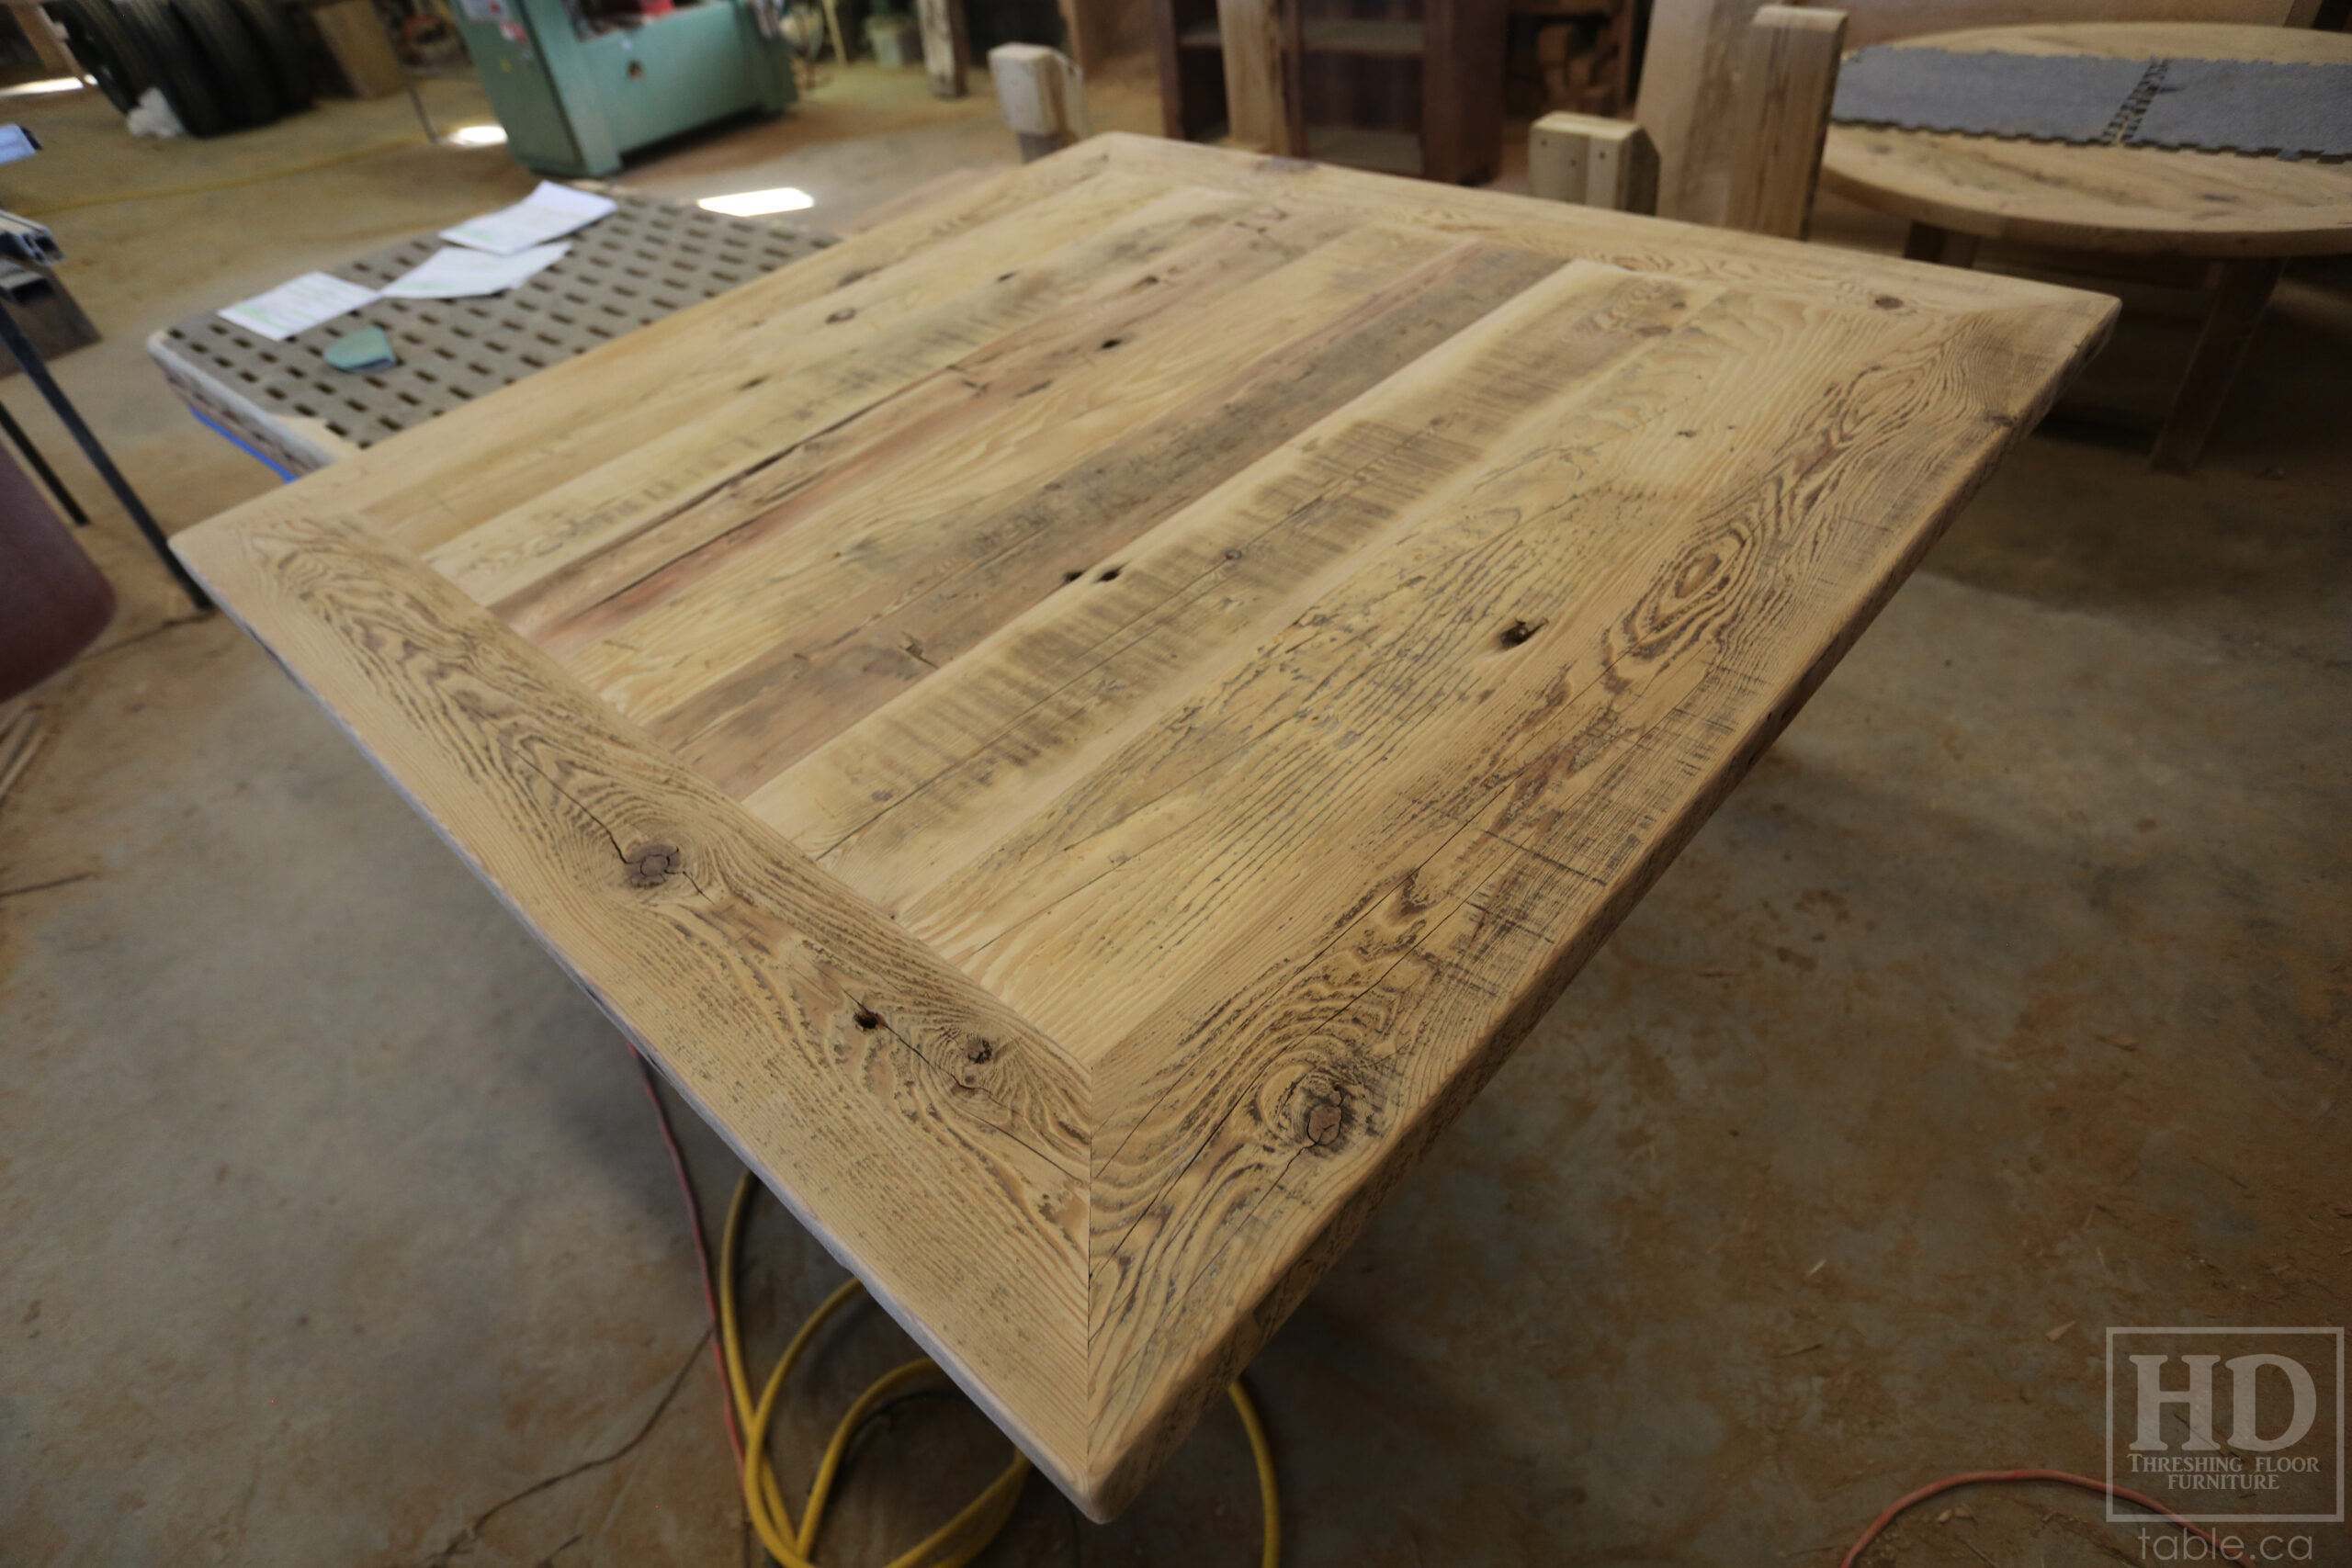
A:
[{"left": 150, "top": 191, "right": 836, "bottom": 475}]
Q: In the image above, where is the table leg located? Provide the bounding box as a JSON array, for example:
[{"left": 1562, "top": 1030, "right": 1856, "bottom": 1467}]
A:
[
  {"left": 1902, "top": 222, "right": 1979, "bottom": 268},
  {"left": 2152, "top": 256, "right": 2286, "bottom": 476}
]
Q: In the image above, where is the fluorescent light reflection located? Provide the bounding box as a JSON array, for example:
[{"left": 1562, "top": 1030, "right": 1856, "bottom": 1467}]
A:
[
  {"left": 698, "top": 186, "right": 815, "bottom": 216},
  {"left": 0, "top": 77, "right": 88, "bottom": 97},
  {"left": 447, "top": 123, "right": 508, "bottom": 147}
]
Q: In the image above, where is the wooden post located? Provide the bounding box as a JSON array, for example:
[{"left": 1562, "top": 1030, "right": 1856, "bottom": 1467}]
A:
[
  {"left": 311, "top": 0, "right": 407, "bottom": 98},
  {"left": 1724, "top": 6, "right": 1846, "bottom": 240},
  {"left": 1529, "top": 113, "right": 1658, "bottom": 214},
  {"left": 1636, "top": 0, "right": 1770, "bottom": 223},
  {"left": 990, "top": 43, "right": 1090, "bottom": 163},
  {"left": 2152, "top": 256, "right": 2284, "bottom": 474},
  {"left": 1902, "top": 221, "right": 1979, "bottom": 269},
  {"left": 919, "top": 0, "right": 969, "bottom": 98},
  {"left": 6, "top": 4, "right": 80, "bottom": 80},
  {"left": 1216, "top": 0, "right": 1304, "bottom": 156}
]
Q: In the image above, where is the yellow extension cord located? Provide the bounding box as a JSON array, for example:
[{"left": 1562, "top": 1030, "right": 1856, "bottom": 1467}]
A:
[{"left": 719, "top": 1174, "right": 1281, "bottom": 1568}]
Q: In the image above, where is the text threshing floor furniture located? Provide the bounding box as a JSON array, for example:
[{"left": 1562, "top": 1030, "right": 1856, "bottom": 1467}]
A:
[
  {"left": 172, "top": 133, "right": 2114, "bottom": 1519},
  {"left": 1820, "top": 22, "right": 2352, "bottom": 473}
]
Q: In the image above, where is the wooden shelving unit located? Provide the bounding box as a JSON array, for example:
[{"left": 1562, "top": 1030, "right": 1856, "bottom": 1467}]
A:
[{"left": 1153, "top": 0, "right": 1505, "bottom": 186}]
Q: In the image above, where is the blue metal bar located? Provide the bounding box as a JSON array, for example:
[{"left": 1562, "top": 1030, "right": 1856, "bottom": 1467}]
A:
[{"left": 188, "top": 406, "right": 300, "bottom": 484}]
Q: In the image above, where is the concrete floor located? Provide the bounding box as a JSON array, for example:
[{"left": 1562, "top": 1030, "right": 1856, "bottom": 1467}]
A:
[{"left": 2, "top": 60, "right": 2347, "bottom": 1568}]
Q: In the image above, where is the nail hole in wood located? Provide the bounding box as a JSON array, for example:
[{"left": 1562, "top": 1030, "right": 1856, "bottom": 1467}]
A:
[
  {"left": 1062, "top": 569, "right": 1084, "bottom": 583},
  {"left": 1498, "top": 618, "right": 1545, "bottom": 648},
  {"left": 1099, "top": 336, "right": 1125, "bottom": 351},
  {"left": 854, "top": 1008, "right": 881, "bottom": 1031},
  {"left": 1099, "top": 566, "right": 1122, "bottom": 582}
]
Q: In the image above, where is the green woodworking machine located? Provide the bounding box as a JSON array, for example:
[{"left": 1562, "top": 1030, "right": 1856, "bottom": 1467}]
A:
[{"left": 447, "top": 0, "right": 796, "bottom": 176}]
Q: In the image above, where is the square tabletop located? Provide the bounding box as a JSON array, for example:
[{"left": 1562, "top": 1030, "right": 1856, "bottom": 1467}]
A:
[{"left": 174, "top": 134, "right": 2114, "bottom": 1519}]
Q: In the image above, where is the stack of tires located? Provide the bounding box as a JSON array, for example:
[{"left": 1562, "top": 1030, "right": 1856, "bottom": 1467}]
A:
[{"left": 52, "top": 0, "right": 316, "bottom": 138}]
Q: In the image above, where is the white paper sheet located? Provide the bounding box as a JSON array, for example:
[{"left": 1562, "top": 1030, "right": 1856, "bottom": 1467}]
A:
[
  {"left": 379, "top": 243, "right": 571, "bottom": 300},
  {"left": 439, "top": 181, "right": 616, "bottom": 255},
  {"left": 216, "top": 272, "right": 379, "bottom": 342}
]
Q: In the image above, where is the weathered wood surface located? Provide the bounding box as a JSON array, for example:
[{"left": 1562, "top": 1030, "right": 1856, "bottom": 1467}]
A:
[
  {"left": 1215, "top": 0, "right": 1305, "bottom": 154},
  {"left": 1725, "top": 6, "right": 1847, "bottom": 240},
  {"left": 1819, "top": 23, "right": 2352, "bottom": 256},
  {"left": 1637, "top": 0, "right": 1771, "bottom": 223},
  {"left": 174, "top": 133, "right": 2113, "bottom": 1521}
]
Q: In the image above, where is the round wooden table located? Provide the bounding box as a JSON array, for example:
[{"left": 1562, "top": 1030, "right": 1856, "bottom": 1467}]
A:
[{"left": 1819, "top": 22, "right": 2352, "bottom": 471}]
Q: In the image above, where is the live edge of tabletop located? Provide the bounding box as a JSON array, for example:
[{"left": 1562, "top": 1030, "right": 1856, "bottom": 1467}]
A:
[{"left": 173, "top": 134, "right": 2115, "bottom": 1520}]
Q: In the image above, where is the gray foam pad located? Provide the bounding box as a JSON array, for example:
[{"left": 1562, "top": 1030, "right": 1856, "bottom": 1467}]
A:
[
  {"left": 1831, "top": 47, "right": 2153, "bottom": 144},
  {"left": 2128, "top": 58, "right": 2352, "bottom": 158}
]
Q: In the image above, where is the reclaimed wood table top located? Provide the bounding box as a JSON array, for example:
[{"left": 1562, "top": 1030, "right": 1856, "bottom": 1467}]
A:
[
  {"left": 1821, "top": 23, "right": 2352, "bottom": 257},
  {"left": 174, "top": 133, "right": 2113, "bottom": 1518}
]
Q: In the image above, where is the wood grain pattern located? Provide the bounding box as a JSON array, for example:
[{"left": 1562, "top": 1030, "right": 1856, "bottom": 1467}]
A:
[
  {"left": 1216, "top": 0, "right": 1305, "bottom": 154},
  {"left": 1725, "top": 6, "right": 1847, "bottom": 241},
  {"left": 1819, "top": 23, "right": 2352, "bottom": 255},
  {"left": 174, "top": 135, "right": 2113, "bottom": 1521},
  {"left": 1636, "top": 0, "right": 1771, "bottom": 223},
  {"left": 169, "top": 508, "right": 1098, "bottom": 1495}
]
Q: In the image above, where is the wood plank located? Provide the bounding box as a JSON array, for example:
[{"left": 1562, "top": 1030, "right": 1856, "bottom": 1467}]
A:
[
  {"left": 1724, "top": 5, "right": 1847, "bottom": 241},
  {"left": 1216, "top": 0, "right": 1305, "bottom": 154},
  {"left": 427, "top": 182, "right": 1261, "bottom": 616},
  {"left": 624, "top": 231, "right": 1550, "bottom": 800},
  {"left": 168, "top": 508, "right": 1099, "bottom": 1499},
  {"left": 743, "top": 234, "right": 1570, "bottom": 870},
  {"left": 537, "top": 203, "right": 1390, "bottom": 755},
  {"left": 220, "top": 147, "right": 1145, "bottom": 560},
  {"left": 802, "top": 263, "right": 1709, "bottom": 949},
  {"left": 1077, "top": 279, "right": 2115, "bottom": 1514},
  {"left": 1090, "top": 131, "right": 2101, "bottom": 316},
  {"left": 482, "top": 212, "right": 1413, "bottom": 660},
  {"left": 1636, "top": 0, "right": 1769, "bottom": 223}
]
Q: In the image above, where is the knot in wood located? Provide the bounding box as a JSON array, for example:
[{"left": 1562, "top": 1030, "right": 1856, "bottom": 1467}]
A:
[
  {"left": 627, "top": 843, "right": 681, "bottom": 887},
  {"left": 1499, "top": 617, "right": 1546, "bottom": 648},
  {"left": 1306, "top": 1098, "right": 1343, "bottom": 1147},
  {"left": 963, "top": 1037, "right": 996, "bottom": 1065}
]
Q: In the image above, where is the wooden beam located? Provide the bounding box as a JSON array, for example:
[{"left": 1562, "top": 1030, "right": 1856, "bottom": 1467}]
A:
[
  {"left": 919, "top": 0, "right": 969, "bottom": 98},
  {"left": 1724, "top": 6, "right": 1848, "bottom": 240},
  {"left": 1528, "top": 112, "right": 1658, "bottom": 214},
  {"left": 990, "top": 42, "right": 1091, "bottom": 163},
  {"left": 1635, "top": 0, "right": 1768, "bottom": 222},
  {"left": 1216, "top": 0, "right": 1305, "bottom": 156}
]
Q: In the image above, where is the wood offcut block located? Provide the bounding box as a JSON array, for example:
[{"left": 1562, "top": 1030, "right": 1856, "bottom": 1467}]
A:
[
  {"left": 1529, "top": 112, "right": 1658, "bottom": 213},
  {"left": 1725, "top": 5, "right": 1848, "bottom": 240},
  {"left": 989, "top": 42, "right": 1090, "bottom": 162},
  {"left": 171, "top": 134, "right": 2113, "bottom": 1524}
]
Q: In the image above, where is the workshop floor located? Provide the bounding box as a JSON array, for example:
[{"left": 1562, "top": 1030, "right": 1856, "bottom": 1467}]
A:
[{"left": 2, "top": 63, "right": 2346, "bottom": 1568}]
